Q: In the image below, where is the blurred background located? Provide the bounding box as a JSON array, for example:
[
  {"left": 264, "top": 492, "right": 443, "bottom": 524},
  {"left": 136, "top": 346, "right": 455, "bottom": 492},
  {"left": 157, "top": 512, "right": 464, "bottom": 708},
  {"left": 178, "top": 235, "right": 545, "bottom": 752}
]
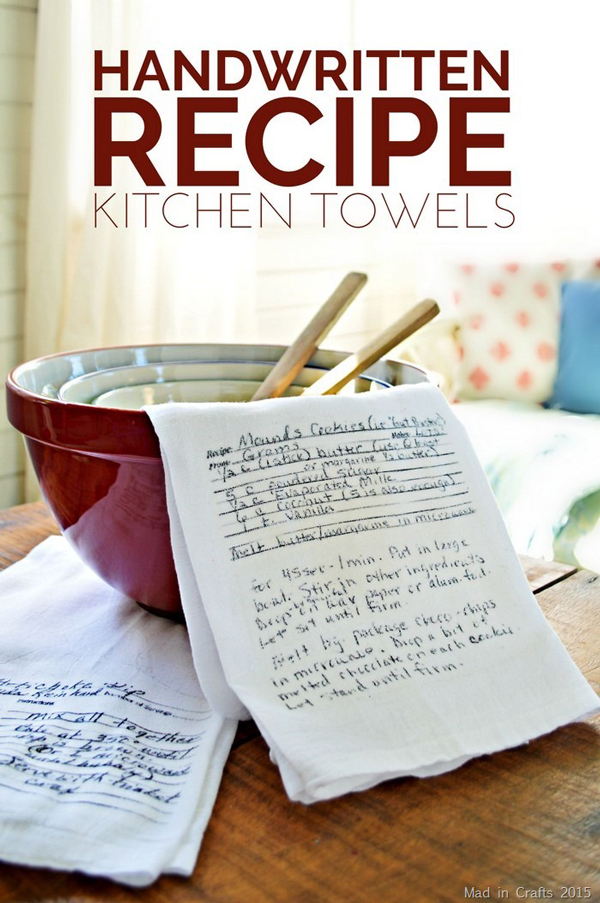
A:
[{"left": 2, "top": 1, "right": 599, "bottom": 572}]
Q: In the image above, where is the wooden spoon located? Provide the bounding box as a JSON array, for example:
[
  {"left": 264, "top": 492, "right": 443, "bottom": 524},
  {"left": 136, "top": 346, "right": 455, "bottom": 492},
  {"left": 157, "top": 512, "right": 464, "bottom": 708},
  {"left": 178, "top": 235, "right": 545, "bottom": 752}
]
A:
[
  {"left": 301, "top": 298, "right": 440, "bottom": 397},
  {"left": 251, "top": 272, "right": 367, "bottom": 401}
]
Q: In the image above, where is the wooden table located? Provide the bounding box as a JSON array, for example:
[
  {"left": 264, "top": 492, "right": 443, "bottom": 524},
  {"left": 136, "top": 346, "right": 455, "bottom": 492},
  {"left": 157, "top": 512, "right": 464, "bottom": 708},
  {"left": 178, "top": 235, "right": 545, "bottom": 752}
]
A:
[{"left": 0, "top": 502, "right": 598, "bottom": 903}]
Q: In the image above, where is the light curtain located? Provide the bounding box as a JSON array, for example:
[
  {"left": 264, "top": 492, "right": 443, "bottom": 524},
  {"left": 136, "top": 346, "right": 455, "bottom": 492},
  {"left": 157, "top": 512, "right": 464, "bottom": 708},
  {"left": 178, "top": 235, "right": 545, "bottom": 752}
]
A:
[{"left": 25, "top": 0, "right": 258, "bottom": 363}]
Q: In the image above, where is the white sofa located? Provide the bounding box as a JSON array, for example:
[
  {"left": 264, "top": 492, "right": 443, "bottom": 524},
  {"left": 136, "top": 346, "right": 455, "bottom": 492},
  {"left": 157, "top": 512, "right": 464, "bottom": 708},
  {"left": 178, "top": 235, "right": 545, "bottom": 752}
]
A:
[{"left": 396, "top": 269, "right": 600, "bottom": 574}]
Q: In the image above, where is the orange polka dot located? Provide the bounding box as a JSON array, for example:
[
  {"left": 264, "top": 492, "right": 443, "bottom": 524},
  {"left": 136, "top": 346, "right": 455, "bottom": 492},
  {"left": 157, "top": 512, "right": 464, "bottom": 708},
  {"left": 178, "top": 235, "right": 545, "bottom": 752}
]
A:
[
  {"left": 537, "top": 342, "right": 555, "bottom": 361},
  {"left": 469, "top": 314, "right": 484, "bottom": 330},
  {"left": 515, "top": 311, "right": 530, "bottom": 327},
  {"left": 517, "top": 370, "right": 533, "bottom": 390},
  {"left": 457, "top": 344, "right": 464, "bottom": 360},
  {"left": 504, "top": 262, "right": 519, "bottom": 273},
  {"left": 490, "top": 282, "right": 505, "bottom": 297},
  {"left": 533, "top": 282, "right": 549, "bottom": 298},
  {"left": 491, "top": 341, "right": 511, "bottom": 361},
  {"left": 461, "top": 264, "right": 474, "bottom": 274},
  {"left": 551, "top": 262, "right": 566, "bottom": 272},
  {"left": 453, "top": 290, "right": 461, "bottom": 306},
  {"left": 469, "top": 367, "right": 489, "bottom": 391}
]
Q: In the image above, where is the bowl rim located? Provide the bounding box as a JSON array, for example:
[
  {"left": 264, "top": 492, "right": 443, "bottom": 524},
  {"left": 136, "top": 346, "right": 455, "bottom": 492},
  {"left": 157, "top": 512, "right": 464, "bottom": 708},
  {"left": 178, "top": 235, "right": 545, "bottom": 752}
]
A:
[
  {"left": 7, "top": 342, "right": 428, "bottom": 458},
  {"left": 8, "top": 340, "right": 426, "bottom": 406},
  {"left": 7, "top": 341, "right": 294, "bottom": 416},
  {"left": 6, "top": 342, "right": 431, "bottom": 460}
]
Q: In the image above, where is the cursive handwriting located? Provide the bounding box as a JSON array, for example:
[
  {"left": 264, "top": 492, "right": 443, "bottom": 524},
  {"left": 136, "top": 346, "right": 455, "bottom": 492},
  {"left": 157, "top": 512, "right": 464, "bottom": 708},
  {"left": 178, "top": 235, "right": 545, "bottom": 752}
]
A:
[{"left": 0, "top": 679, "right": 212, "bottom": 822}]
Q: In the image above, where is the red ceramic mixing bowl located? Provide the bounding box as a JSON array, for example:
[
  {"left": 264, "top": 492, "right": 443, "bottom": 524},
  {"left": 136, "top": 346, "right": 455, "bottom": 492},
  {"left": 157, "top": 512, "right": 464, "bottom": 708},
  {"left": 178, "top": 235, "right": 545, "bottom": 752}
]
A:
[{"left": 6, "top": 343, "right": 429, "bottom": 619}]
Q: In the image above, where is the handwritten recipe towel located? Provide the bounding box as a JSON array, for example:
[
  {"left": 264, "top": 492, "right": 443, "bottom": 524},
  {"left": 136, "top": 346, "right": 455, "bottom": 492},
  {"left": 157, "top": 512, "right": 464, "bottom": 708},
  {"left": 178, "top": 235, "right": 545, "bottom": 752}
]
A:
[
  {"left": 147, "top": 383, "right": 599, "bottom": 803},
  {"left": 0, "top": 538, "right": 236, "bottom": 886}
]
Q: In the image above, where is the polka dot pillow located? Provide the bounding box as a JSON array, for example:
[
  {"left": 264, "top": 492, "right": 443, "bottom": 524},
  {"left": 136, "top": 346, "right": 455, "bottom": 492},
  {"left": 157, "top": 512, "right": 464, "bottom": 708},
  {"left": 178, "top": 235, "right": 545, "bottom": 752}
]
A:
[{"left": 453, "top": 262, "right": 571, "bottom": 402}]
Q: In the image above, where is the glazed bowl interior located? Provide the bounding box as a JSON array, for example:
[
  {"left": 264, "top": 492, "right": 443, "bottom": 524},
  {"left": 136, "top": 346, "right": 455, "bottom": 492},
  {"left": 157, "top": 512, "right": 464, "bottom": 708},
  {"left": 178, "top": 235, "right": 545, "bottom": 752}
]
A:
[
  {"left": 56, "top": 358, "right": 360, "bottom": 408},
  {"left": 57, "top": 360, "right": 312, "bottom": 405},
  {"left": 91, "top": 379, "right": 306, "bottom": 409},
  {"left": 12, "top": 343, "right": 426, "bottom": 403}
]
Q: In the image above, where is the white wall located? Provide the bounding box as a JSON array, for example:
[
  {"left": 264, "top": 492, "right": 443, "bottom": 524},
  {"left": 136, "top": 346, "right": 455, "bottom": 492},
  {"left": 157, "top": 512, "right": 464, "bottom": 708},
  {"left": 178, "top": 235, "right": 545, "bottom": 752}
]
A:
[
  {"left": 0, "top": 0, "right": 36, "bottom": 507},
  {"left": 255, "top": 223, "right": 416, "bottom": 354}
]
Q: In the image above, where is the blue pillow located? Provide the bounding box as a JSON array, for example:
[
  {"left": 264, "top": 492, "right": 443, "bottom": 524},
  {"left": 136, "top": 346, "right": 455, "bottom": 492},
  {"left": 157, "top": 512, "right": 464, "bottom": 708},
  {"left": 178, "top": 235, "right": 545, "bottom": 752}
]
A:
[{"left": 548, "top": 280, "right": 600, "bottom": 414}]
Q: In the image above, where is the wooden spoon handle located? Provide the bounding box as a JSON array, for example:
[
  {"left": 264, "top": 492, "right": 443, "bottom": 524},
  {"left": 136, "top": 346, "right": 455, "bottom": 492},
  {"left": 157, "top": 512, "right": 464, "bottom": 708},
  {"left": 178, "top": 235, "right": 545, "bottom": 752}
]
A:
[
  {"left": 251, "top": 272, "right": 368, "bottom": 401},
  {"left": 301, "top": 298, "right": 440, "bottom": 397}
]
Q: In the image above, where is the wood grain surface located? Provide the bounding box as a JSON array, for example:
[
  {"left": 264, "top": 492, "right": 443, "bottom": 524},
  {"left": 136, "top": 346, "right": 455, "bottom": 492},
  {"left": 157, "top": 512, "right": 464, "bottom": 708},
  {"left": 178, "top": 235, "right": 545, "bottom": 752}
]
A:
[
  {"left": 0, "top": 501, "right": 59, "bottom": 570},
  {"left": 0, "top": 502, "right": 598, "bottom": 903}
]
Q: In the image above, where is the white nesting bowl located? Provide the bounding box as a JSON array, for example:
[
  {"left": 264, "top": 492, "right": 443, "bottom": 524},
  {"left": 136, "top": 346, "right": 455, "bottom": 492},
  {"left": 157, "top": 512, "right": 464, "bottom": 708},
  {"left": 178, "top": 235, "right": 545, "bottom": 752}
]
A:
[
  {"left": 92, "top": 378, "right": 303, "bottom": 409},
  {"left": 57, "top": 361, "right": 278, "bottom": 405}
]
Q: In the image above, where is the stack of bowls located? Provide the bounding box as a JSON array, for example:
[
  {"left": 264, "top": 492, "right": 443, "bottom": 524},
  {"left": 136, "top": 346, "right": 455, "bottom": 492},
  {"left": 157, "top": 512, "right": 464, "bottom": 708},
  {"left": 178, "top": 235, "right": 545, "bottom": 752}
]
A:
[{"left": 6, "top": 343, "right": 429, "bottom": 619}]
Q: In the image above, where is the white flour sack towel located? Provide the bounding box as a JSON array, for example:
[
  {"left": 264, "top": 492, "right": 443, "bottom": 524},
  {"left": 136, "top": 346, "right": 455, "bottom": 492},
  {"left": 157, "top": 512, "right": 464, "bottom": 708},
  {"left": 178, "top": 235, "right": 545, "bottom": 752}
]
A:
[
  {"left": 146, "top": 384, "right": 599, "bottom": 803},
  {"left": 0, "top": 537, "right": 236, "bottom": 885}
]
